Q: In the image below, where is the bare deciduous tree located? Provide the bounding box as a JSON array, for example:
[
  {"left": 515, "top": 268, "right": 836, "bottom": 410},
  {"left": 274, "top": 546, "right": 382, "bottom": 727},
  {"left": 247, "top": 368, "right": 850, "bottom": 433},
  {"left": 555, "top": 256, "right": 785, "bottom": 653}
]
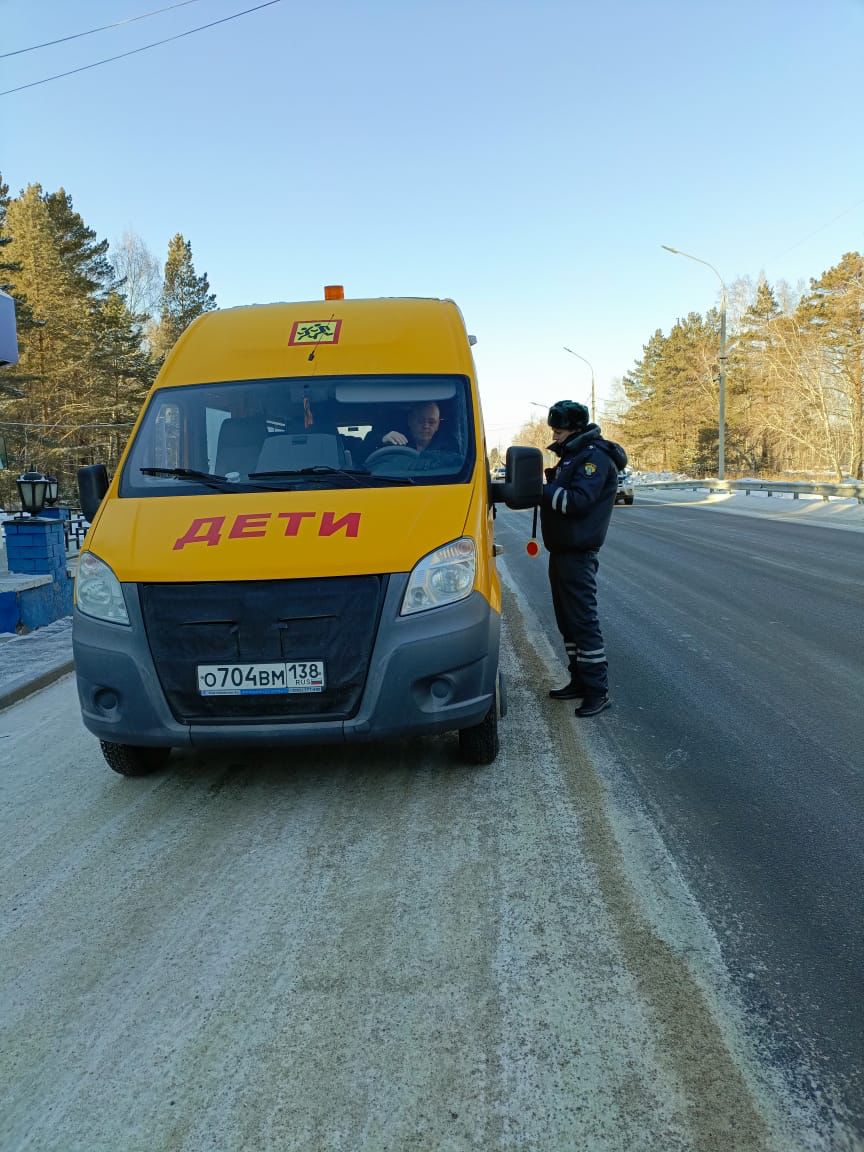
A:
[
  {"left": 111, "top": 230, "right": 161, "bottom": 323},
  {"left": 760, "top": 318, "right": 849, "bottom": 480}
]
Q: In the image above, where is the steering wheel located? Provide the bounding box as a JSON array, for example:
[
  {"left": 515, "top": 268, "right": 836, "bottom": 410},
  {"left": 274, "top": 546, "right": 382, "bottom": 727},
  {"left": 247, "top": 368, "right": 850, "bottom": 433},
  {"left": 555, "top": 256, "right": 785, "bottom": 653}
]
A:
[{"left": 364, "top": 446, "right": 421, "bottom": 467}]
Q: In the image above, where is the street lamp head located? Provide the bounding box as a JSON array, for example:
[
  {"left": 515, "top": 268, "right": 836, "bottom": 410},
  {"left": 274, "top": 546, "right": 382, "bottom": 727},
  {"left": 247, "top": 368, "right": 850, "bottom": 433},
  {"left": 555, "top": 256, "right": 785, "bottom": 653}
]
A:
[
  {"left": 17, "top": 470, "right": 49, "bottom": 516},
  {"left": 562, "top": 346, "right": 594, "bottom": 371},
  {"left": 661, "top": 244, "right": 725, "bottom": 291}
]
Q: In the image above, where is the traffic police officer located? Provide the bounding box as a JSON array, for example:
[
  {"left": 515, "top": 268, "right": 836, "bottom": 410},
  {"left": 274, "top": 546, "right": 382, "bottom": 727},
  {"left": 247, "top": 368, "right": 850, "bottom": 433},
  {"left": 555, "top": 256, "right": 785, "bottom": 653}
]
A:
[{"left": 540, "top": 400, "right": 627, "bottom": 716}]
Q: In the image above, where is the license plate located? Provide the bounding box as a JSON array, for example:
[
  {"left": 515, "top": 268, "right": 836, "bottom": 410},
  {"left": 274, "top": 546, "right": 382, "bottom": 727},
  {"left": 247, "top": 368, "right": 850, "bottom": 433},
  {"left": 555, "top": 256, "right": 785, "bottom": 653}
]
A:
[{"left": 197, "top": 661, "right": 326, "bottom": 696}]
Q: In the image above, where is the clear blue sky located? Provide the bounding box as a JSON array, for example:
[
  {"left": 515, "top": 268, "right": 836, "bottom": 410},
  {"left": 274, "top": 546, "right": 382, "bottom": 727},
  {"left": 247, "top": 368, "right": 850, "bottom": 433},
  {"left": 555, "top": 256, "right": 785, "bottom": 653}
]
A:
[{"left": 3, "top": 0, "right": 863, "bottom": 448}]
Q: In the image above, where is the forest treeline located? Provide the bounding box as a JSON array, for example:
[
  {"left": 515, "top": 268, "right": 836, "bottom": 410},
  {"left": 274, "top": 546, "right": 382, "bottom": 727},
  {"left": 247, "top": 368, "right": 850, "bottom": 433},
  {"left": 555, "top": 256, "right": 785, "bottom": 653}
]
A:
[
  {"left": 0, "top": 174, "right": 216, "bottom": 505},
  {"left": 515, "top": 252, "right": 863, "bottom": 481},
  {"left": 2, "top": 173, "right": 862, "bottom": 501}
]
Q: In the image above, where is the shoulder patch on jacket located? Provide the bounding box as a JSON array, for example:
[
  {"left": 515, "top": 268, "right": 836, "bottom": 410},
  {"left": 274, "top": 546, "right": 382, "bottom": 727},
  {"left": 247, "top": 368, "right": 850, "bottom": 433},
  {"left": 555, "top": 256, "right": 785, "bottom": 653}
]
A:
[{"left": 584, "top": 462, "right": 597, "bottom": 475}]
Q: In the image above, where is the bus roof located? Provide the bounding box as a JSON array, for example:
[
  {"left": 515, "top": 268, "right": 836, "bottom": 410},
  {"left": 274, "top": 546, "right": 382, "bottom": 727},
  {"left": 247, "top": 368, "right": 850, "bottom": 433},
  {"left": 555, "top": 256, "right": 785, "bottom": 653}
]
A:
[{"left": 158, "top": 296, "right": 476, "bottom": 387}]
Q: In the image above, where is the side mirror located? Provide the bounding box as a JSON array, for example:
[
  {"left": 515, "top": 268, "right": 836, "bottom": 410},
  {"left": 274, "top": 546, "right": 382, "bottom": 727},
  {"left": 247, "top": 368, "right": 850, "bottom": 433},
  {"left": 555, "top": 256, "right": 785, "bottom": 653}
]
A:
[
  {"left": 78, "top": 464, "right": 109, "bottom": 523},
  {"left": 491, "top": 445, "right": 543, "bottom": 509}
]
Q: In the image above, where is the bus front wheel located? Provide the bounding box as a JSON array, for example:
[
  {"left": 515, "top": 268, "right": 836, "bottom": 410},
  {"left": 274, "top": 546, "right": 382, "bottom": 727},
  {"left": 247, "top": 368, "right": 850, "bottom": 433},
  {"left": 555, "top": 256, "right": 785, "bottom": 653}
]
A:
[
  {"left": 100, "top": 740, "right": 170, "bottom": 777},
  {"left": 458, "top": 697, "right": 500, "bottom": 766}
]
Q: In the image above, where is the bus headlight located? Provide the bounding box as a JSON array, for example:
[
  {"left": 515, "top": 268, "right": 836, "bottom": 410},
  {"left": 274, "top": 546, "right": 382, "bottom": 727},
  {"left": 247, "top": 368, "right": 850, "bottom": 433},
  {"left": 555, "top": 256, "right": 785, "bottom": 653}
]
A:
[
  {"left": 75, "top": 551, "right": 130, "bottom": 625},
  {"left": 401, "top": 537, "right": 476, "bottom": 616}
]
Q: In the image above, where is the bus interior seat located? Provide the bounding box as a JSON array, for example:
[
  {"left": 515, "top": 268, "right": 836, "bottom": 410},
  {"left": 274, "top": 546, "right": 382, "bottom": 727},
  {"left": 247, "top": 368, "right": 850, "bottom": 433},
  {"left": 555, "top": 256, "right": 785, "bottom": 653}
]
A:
[
  {"left": 214, "top": 416, "right": 268, "bottom": 477},
  {"left": 254, "top": 432, "right": 347, "bottom": 473}
]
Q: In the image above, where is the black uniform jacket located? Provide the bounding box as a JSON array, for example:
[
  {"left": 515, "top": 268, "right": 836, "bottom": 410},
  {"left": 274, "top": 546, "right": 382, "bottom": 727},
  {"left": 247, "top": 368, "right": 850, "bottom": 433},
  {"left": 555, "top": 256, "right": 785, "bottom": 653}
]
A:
[{"left": 539, "top": 426, "right": 628, "bottom": 554}]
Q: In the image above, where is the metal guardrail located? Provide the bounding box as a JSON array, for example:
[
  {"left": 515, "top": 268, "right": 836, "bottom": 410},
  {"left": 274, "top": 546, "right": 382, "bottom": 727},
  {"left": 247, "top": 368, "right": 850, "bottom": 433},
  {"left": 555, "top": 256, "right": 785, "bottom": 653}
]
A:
[{"left": 639, "top": 479, "right": 864, "bottom": 504}]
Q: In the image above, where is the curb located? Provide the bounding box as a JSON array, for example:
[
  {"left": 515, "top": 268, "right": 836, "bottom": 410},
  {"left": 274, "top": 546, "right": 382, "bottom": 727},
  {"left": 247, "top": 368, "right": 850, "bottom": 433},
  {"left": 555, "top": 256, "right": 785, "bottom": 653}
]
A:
[{"left": 0, "top": 658, "right": 76, "bottom": 711}]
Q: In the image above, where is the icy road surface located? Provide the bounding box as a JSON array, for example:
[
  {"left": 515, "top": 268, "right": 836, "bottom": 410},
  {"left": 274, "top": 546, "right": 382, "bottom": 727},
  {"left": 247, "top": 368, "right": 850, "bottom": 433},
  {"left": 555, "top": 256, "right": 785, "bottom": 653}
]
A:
[{"left": 0, "top": 587, "right": 835, "bottom": 1152}]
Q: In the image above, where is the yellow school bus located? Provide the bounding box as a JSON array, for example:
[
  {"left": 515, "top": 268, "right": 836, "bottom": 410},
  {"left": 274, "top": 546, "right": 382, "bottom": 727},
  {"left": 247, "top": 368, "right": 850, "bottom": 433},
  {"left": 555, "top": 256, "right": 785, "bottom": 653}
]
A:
[{"left": 74, "top": 289, "right": 541, "bottom": 775}]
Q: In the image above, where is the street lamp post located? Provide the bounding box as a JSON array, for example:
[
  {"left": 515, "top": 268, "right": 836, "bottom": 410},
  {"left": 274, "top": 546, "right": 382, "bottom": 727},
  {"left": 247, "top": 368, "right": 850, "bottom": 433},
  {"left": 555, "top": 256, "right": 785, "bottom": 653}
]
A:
[
  {"left": 661, "top": 245, "right": 728, "bottom": 480},
  {"left": 562, "top": 347, "right": 595, "bottom": 423}
]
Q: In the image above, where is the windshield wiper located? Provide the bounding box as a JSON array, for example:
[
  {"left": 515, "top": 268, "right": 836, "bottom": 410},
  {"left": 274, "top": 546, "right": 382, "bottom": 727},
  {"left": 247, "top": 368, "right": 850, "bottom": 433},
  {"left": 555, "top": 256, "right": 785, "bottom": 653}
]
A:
[
  {"left": 139, "top": 467, "right": 286, "bottom": 493},
  {"left": 250, "top": 466, "right": 361, "bottom": 482},
  {"left": 140, "top": 466, "right": 238, "bottom": 490},
  {"left": 249, "top": 466, "right": 414, "bottom": 487}
]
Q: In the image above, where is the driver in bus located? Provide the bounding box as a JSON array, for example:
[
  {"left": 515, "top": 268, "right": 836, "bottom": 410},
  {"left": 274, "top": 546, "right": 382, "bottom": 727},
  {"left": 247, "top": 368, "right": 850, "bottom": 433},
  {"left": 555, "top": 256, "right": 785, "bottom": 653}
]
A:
[{"left": 374, "top": 401, "right": 459, "bottom": 455}]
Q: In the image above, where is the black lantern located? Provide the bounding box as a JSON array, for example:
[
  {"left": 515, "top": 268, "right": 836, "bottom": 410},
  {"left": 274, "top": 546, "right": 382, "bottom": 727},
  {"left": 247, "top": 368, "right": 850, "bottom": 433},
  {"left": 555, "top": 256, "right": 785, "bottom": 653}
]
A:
[
  {"left": 16, "top": 470, "right": 49, "bottom": 516},
  {"left": 45, "top": 475, "right": 59, "bottom": 506}
]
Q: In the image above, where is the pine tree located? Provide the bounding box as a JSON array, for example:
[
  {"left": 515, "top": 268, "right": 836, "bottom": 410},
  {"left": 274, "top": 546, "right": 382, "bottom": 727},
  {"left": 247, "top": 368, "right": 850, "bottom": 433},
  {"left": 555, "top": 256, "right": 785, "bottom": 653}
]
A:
[
  {"left": 729, "top": 278, "right": 783, "bottom": 472},
  {"left": 44, "top": 188, "right": 117, "bottom": 301},
  {"left": 152, "top": 233, "right": 216, "bottom": 361},
  {"left": 4, "top": 184, "right": 88, "bottom": 411},
  {"left": 0, "top": 172, "right": 36, "bottom": 348},
  {"left": 663, "top": 311, "right": 722, "bottom": 474},
  {"left": 742, "top": 279, "right": 781, "bottom": 336},
  {"left": 619, "top": 313, "right": 721, "bottom": 475},
  {"left": 0, "top": 173, "right": 16, "bottom": 293},
  {"left": 86, "top": 291, "right": 156, "bottom": 467},
  {"left": 620, "top": 329, "right": 670, "bottom": 471},
  {"left": 0, "top": 184, "right": 151, "bottom": 493},
  {"left": 2, "top": 187, "right": 97, "bottom": 483}
]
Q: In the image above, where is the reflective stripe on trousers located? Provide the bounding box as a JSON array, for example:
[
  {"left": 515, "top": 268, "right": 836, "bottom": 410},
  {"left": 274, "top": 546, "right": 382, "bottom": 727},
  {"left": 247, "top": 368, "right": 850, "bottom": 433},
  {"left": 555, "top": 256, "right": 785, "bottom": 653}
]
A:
[{"left": 548, "top": 550, "right": 607, "bottom": 695}]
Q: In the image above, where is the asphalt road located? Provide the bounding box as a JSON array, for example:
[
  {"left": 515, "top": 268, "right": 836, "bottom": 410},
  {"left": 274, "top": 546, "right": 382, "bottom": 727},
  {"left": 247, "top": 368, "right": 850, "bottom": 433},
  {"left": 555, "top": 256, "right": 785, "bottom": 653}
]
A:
[{"left": 496, "top": 494, "right": 864, "bottom": 1137}]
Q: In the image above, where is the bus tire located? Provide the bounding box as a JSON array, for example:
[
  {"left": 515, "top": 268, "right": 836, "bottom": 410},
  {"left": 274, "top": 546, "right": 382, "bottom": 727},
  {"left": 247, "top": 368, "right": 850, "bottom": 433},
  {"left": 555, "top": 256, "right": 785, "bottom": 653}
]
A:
[
  {"left": 458, "top": 701, "right": 500, "bottom": 766},
  {"left": 100, "top": 740, "right": 170, "bottom": 777}
]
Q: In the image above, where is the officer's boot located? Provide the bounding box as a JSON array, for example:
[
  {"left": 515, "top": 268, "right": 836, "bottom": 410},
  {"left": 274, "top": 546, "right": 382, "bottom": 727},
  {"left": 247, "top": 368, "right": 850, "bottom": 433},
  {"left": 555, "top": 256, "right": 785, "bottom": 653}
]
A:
[{"left": 548, "top": 676, "right": 584, "bottom": 702}]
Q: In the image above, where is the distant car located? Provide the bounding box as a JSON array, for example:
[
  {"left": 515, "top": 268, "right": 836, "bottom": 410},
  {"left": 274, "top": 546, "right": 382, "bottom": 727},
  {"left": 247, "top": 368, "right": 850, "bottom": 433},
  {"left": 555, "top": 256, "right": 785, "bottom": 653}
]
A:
[
  {"left": 491, "top": 465, "right": 506, "bottom": 481},
  {"left": 615, "top": 470, "right": 634, "bottom": 505}
]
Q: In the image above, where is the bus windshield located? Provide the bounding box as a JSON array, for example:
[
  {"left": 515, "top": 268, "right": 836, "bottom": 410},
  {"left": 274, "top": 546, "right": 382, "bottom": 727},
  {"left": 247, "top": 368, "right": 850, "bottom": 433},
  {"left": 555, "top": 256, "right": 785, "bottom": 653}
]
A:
[{"left": 120, "top": 374, "right": 475, "bottom": 497}]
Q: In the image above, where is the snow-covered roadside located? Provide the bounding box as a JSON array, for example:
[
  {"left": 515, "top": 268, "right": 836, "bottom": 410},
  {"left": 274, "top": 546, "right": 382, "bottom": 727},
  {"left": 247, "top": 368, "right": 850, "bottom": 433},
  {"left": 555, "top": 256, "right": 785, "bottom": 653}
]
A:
[
  {"left": 1, "top": 605, "right": 836, "bottom": 1152},
  {"left": 633, "top": 478, "right": 864, "bottom": 534}
]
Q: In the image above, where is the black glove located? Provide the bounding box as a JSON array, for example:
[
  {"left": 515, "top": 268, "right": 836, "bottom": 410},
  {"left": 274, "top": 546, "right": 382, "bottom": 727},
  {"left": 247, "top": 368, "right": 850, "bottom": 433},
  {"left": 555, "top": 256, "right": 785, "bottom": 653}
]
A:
[{"left": 544, "top": 467, "right": 556, "bottom": 483}]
